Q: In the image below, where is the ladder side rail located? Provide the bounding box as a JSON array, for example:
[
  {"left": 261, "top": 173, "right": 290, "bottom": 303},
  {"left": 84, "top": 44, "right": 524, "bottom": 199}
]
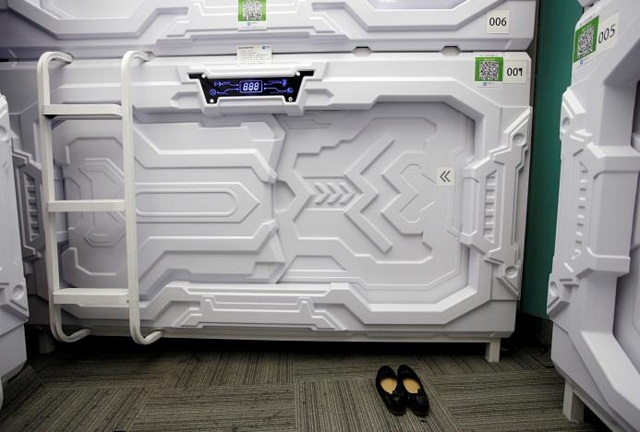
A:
[
  {"left": 37, "top": 52, "right": 91, "bottom": 342},
  {"left": 120, "top": 51, "right": 162, "bottom": 345}
]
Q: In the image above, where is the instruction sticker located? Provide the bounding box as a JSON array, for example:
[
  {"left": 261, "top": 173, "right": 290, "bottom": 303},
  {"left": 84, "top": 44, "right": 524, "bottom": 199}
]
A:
[
  {"left": 237, "top": 44, "right": 272, "bottom": 66},
  {"left": 573, "top": 12, "right": 619, "bottom": 66},
  {"left": 238, "top": 0, "right": 266, "bottom": 30},
  {"left": 486, "top": 10, "right": 510, "bottom": 34}
]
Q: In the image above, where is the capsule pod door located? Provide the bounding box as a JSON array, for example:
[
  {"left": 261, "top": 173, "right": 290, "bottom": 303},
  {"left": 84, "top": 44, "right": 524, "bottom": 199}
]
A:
[
  {"left": 0, "top": 0, "right": 536, "bottom": 59},
  {"left": 0, "top": 90, "right": 28, "bottom": 409},
  {"left": 0, "top": 51, "right": 531, "bottom": 354},
  {"left": 549, "top": 0, "right": 640, "bottom": 429}
]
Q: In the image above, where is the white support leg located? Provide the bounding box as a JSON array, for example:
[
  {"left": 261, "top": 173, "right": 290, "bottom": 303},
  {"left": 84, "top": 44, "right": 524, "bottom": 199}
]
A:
[
  {"left": 485, "top": 338, "right": 501, "bottom": 363},
  {"left": 38, "top": 329, "right": 56, "bottom": 354},
  {"left": 563, "top": 381, "right": 585, "bottom": 423}
]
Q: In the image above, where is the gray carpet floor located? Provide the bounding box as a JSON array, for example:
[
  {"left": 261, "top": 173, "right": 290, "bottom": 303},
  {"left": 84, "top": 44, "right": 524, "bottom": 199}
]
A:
[{"left": 0, "top": 336, "right": 609, "bottom": 432}]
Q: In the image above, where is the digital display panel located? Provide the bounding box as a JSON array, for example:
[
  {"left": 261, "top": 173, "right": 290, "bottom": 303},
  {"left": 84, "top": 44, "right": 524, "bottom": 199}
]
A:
[
  {"left": 239, "top": 80, "right": 263, "bottom": 94},
  {"left": 189, "top": 70, "right": 314, "bottom": 104}
]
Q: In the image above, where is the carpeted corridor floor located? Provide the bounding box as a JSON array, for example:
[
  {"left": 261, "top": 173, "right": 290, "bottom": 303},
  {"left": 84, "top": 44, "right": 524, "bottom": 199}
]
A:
[{"left": 0, "top": 335, "right": 609, "bottom": 432}]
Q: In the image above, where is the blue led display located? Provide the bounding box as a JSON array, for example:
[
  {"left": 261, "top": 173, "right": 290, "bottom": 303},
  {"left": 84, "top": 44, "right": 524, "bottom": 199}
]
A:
[{"left": 239, "top": 80, "right": 263, "bottom": 94}]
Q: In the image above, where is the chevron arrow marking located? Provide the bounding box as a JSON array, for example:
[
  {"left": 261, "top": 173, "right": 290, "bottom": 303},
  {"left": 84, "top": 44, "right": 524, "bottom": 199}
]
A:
[
  {"left": 327, "top": 182, "right": 341, "bottom": 205},
  {"left": 339, "top": 182, "right": 354, "bottom": 205},
  {"left": 437, "top": 167, "right": 455, "bottom": 186},
  {"left": 314, "top": 182, "right": 330, "bottom": 204}
]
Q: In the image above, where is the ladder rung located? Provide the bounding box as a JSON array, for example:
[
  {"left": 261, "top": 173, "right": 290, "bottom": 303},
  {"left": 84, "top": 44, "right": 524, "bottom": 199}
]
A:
[
  {"left": 43, "top": 104, "right": 122, "bottom": 119},
  {"left": 53, "top": 288, "right": 129, "bottom": 305},
  {"left": 48, "top": 199, "right": 125, "bottom": 213}
]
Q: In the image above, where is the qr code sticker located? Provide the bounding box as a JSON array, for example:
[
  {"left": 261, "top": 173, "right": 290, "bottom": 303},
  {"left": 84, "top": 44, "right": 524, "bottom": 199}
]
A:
[
  {"left": 576, "top": 25, "right": 595, "bottom": 60},
  {"left": 574, "top": 18, "right": 598, "bottom": 62},
  {"left": 479, "top": 60, "right": 501, "bottom": 81},
  {"left": 243, "top": 0, "right": 264, "bottom": 21}
]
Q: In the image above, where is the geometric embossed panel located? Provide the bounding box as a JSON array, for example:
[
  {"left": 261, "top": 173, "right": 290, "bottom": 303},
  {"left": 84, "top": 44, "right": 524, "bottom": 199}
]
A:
[
  {"left": 0, "top": 52, "right": 531, "bottom": 344},
  {"left": 277, "top": 105, "right": 473, "bottom": 304},
  {"left": 57, "top": 120, "right": 285, "bottom": 296}
]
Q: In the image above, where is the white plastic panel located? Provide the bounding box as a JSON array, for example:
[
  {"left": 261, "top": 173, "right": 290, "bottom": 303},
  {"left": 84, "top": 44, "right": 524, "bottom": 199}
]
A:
[
  {"left": 0, "top": 52, "right": 531, "bottom": 341},
  {"left": 0, "top": 0, "right": 536, "bottom": 59},
  {"left": 0, "top": 90, "right": 28, "bottom": 395},
  {"left": 549, "top": 0, "right": 640, "bottom": 430}
]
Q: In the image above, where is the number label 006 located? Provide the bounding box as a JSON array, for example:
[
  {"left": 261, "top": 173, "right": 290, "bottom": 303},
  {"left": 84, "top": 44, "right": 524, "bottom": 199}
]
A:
[{"left": 487, "top": 10, "right": 510, "bottom": 34}]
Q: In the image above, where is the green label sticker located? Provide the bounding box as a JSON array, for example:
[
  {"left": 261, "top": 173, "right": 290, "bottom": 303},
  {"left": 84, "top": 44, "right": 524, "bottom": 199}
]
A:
[
  {"left": 475, "top": 57, "right": 503, "bottom": 82},
  {"left": 238, "top": 0, "right": 266, "bottom": 22},
  {"left": 573, "top": 17, "right": 599, "bottom": 62}
]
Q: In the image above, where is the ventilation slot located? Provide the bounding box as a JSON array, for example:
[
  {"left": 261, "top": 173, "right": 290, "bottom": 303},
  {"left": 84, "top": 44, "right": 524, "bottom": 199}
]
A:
[{"left": 484, "top": 172, "right": 497, "bottom": 241}]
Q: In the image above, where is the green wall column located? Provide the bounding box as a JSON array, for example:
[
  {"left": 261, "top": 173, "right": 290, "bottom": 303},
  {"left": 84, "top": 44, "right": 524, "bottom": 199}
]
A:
[{"left": 521, "top": 0, "right": 583, "bottom": 318}]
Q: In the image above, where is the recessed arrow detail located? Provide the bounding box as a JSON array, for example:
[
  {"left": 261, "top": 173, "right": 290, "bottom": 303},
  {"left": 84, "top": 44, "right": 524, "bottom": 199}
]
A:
[
  {"left": 439, "top": 170, "right": 451, "bottom": 183},
  {"left": 314, "top": 182, "right": 330, "bottom": 204},
  {"left": 327, "top": 182, "right": 341, "bottom": 205},
  {"left": 311, "top": 179, "right": 358, "bottom": 206},
  {"left": 339, "top": 182, "right": 354, "bottom": 205}
]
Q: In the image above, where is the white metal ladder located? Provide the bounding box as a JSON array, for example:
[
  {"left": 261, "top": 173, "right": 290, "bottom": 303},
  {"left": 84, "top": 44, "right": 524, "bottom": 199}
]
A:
[{"left": 37, "top": 51, "right": 162, "bottom": 345}]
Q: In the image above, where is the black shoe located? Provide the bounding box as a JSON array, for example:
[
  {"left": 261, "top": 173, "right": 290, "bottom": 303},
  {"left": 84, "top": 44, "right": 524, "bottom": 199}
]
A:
[
  {"left": 397, "top": 365, "right": 429, "bottom": 417},
  {"left": 375, "top": 365, "right": 407, "bottom": 416}
]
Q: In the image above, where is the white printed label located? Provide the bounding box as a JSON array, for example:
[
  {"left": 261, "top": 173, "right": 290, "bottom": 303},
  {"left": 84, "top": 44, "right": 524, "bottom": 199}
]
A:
[
  {"left": 596, "top": 13, "right": 619, "bottom": 54},
  {"left": 503, "top": 60, "right": 528, "bottom": 84},
  {"left": 487, "top": 10, "right": 510, "bottom": 34},
  {"left": 237, "top": 44, "right": 272, "bottom": 66},
  {"left": 437, "top": 168, "right": 455, "bottom": 186}
]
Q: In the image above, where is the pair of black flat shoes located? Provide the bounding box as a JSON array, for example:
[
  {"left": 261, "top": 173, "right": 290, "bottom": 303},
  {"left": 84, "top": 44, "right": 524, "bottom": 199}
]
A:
[{"left": 376, "top": 365, "right": 429, "bottom": 417}]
